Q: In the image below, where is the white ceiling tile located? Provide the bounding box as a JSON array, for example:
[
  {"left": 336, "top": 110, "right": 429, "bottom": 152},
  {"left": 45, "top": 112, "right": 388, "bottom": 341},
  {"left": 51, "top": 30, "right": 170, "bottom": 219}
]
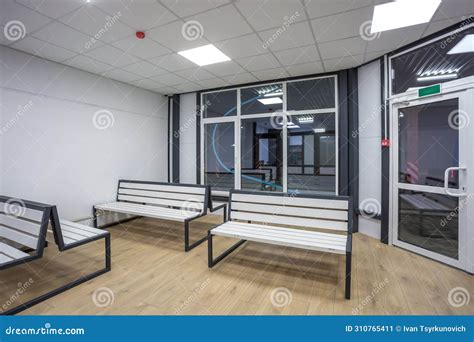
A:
[
  {"left": 147, "top": 20, "right": 210, "bottom": 52},
  {"left": 318, "top": 36, "right": 367, "bottom": 59},
  {"left": 323, "top": 55, "right": 364, "bottom": 72},
  {"left": 235, "top": 0, "right": 306, "bottom": 31},
  {"left": 152, "top": 86, "right": 178, "bottom": 95},
  {"left": 95, "top": 0, "right": 177, "bottom": 30},
  {"left": 130, "top": 78, "right": 163, "bottom": 90},
  {"left": 366, "top": 25, "right": 426, "bottom": 53},
  {"left": 285, "top": 61, "right": 324, "bottom": 77},
  {"left": 173, "top": 82, "right": 202, "bottom": 93},
  {"left": 121, "top": 60, "right": 167, "bottom": 77},
  {"left": 32, "top": 21, "right": 103, "bottom": 53},
  {"left": 236, "top": 54, "right": 280, "bottom": 71},
  {"left": 16, "top": 0, "right": 84, "bottom": 19},
  {"left": 63, "top": 54, "right": 114, "bottom": 74},
  {"left": 1, "top": 0, "right": 51, "bottom": 33},
  {"left": 194, "top": 77, "right": 227, "bottom": 89},
  {"left": 204, "top": 60, "right": 244, "bottom": 76},
  {"left": 150, "top": 73, "right": 187, "bottom": 86},
  {"left": 274, "top": 45, "right": 320, "bottom": 66},
  {"left": 112, "top": 35, "right": 171, "bottom": 59},
  {"left": 215, "top": 33, "right": 267, "bottom": 59},
  {"left": 432, "top": 0, "right": 474, "bottom": 21},
  {"left": 251, "top": 67, "right": 289, "bottom": 81},
  {"left": 175, "top": 67, "right": 216, "bottom": 81},
  {"left": 304, "top": 0, "right": 373, "bottom": 19},
  {"left": 221, "top": 72, "right": 258, "bottom": 85},
  {"left": 10, "top": 35, "right": 76, "bottom": 62},
  {"left": 258, "top": 21, "right": 314, "bottom": 51},
  {"left": 310, "top": 7, "right": 372, "bottom": 43},
  {"left": 84, "top": 44, "right": 140, "bottom": 67},
  {"left": 364, "top": 50, "right": 389, "bottom": 63},
  {"left": 58, "top": 5, "right": 133, "bottom": 43},
  {"left": 102, "top": 68, "right": 143, "bottom": 83},
  {"left": 191, "top": 4, "right": 253, "bottom": 42},
  {"left": 161, "top": 0, "right": 230, "bottom": 17},
  {"left": 148, "top": 53, "right": 197, "bottom": 72}
]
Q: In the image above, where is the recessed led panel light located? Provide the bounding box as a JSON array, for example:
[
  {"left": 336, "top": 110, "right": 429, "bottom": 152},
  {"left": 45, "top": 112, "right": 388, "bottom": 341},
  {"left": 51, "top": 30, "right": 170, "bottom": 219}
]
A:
[
  {"left": 417, "top": 73, "right": 458, "bottom": 81},
  {"left": 178, "top": 44, "right": 231, "bottom": 66},
  {"left": 258, "top": 97, "right": 283, "bottom": 105},
  {"left": 371, "top": 0, "right": 441, "bottom": 33},
  {"left": 448, "top": 34, "right": 474, "bottom": 54}
]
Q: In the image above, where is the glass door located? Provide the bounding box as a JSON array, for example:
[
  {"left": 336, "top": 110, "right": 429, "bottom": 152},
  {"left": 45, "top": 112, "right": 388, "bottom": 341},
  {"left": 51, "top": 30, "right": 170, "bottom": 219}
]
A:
[{"left": 391, "top": 91, "right": 472, "bottom": 271}]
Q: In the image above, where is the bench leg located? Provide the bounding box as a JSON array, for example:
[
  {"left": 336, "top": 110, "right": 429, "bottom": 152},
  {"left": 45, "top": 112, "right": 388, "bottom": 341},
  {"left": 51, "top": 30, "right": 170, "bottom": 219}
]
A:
[
  {"left": 208, "top": 233, "right": 246, "bottom": 268},
  {"left": 184, "top": 220, "right": 208, "bottom": 252},
  {"left": 92, "top": 207, "right": 98, "bottom": 228},
  {"left": 2, "top": 235, "right": 111, "bottom": 316},
  {"left": 345, "top": 250, "right": 351, "bottom": 300}
]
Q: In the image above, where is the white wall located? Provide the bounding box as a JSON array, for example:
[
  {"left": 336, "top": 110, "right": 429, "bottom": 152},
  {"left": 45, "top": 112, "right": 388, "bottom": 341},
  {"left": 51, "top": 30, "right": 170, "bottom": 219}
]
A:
[
  {"left": 357, "top": 59, "right": 383, "bottom": 239},
  {"left": 178, "top": 92, "right": 197, "bottom": 184},
  {"left": 0, "top": 46, "right": 168, "bottom": 222}
]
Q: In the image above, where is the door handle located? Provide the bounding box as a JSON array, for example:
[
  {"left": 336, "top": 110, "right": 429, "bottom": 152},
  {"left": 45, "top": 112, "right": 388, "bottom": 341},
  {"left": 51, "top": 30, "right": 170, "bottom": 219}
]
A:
[{"left": 444, "top": 166, "right": 467, "bottom": 197}]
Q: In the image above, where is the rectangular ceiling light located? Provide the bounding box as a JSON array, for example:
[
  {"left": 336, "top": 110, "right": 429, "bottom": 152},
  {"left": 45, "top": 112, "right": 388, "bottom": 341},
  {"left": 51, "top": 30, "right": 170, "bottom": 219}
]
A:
[
  {"left": 371, "top": 0, "right": 441, "bottom": 33},
  {"left": 417, "top": 73, "right": 457, "bottom": 81},
  {"left": 178, "top": 44, "right": 230, "bottom": 66},
  {"left": 258, "top": 97, "right": 283, "bottom": 105},
  {"left": 448, "top": 34, "right": 474, "bottom": 54}
]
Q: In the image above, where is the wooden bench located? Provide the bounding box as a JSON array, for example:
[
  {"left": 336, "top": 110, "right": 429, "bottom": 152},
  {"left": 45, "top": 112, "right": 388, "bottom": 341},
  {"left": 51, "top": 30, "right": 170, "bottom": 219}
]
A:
[
  {"left": 207, "top": 190, "right": 353, "bottom": 299},
  {"left": 1, "top": 196, "right": 111, "bottom": 315},
  {"left": 93, "top": 180, "right": 211, "bottom": 251}
]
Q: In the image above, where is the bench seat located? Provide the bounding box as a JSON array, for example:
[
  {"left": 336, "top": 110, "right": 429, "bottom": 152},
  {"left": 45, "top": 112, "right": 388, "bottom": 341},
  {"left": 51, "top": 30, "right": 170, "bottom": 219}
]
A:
[
  {"left": 59, "top": 220, "right": 109, "bottom": 247},
  {"left": 0, "top": 241, "right": 29, "bottom": 264},
  {"left": 212, "top": 221, "right": 347, "bottom": 254},
  {"left": 94, "top": 201, "right": 201, "bottom": 222}
]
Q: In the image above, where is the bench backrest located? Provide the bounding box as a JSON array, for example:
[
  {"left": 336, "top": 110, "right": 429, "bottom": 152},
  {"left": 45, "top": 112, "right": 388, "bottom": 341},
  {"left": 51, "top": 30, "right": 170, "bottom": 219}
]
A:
[
  {"left": 117, "top": 180, "right": 210, "bottom": 214},
  {"left": 0, "top": 196, "right": 51, "bottom": 268},
  {"left": 229, "top": 190, "right": 352, "bottom": 233}
]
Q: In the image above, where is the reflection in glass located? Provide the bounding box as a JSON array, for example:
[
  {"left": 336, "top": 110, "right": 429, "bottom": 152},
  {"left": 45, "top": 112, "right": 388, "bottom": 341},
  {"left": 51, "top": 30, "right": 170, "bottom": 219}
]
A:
[
  {"left": 203, "top": 90, "right": 237, "bottom": 118},
  {"left": 241, "top": 84, "right": 283, "bottom": 115},
  {"left": 241, "top": 116, "right": 283, "bottom": 191},
  {"left": 204, "top": 122, "right": 234, "bottom": 191},
  {"left": 287, "top": 113, "right": 336, "bottom": 194},
  {"left": 398, "top": 99, "right": 459, "bottom": 188},
  {"left": 398, "top": 189, "right": 459, "bottom": 259},
  {"left": 287, "top": 77, "right": 335, "bottom": 111}
]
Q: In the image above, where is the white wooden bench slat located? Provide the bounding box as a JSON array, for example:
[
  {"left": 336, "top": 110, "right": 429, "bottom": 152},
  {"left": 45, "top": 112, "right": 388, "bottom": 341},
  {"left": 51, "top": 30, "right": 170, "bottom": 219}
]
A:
[
  {"left": 96, "top": 202, "right": 200, "bottom": 221},
  {"left": 232, "top": 193, "right": 348, "bottom": 210},
  {"left": 231, "top": 202, "right": 348, "bottom": 221},
  {"left": 0, "top": 241, "right": 30, "bottom": 259},
  {"left": 231, "top": 211, "right": 348, "bottom": 232},
  {"left": 118, "top": 188, "right": 205, "bottom": 202},
  {"left": 212, "top": 224, "right": 346, "bottom": 254},
  {"left": 61, "top": 226, "right": 96, "bottom": 239},
  {"left": 117, "top": 194, "right": 205, "bottom": 211},
  {"left": 0, "top": 226, "right": 38, "bottom": 249},
  {"left": 0, "top": 214, "right": 41, "bottom": 237},
  {"left": 120, "top": 182, "right": 206, "bottom": 195},
  {"left": 0, "top": 253, "right": 14, "bottom": 263},
  {"left": 61, "top": 229, "right": 91, "bottom": 242},
  {"left": 0, "top": 203, "right": 44, "bottom": 222},
  {"left": 59, "top": 220, "right": 107, "bottom": 236},
  {"left": 58, "top": 220, "right": 108, "bottom": 246}
]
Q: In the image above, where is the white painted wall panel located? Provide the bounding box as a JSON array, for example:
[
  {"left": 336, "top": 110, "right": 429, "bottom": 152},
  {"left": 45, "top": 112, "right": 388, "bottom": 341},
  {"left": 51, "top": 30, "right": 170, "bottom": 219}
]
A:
[{"left": 179, "top": 92, "right": 197, "bottom": 184}]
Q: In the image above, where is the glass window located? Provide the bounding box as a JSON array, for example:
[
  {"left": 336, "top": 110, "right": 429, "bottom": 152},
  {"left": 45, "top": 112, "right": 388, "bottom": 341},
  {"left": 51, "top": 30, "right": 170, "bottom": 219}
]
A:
[
  {"left": 287, "top": 77, "right": 335, "bottom": 111},
  {"left": 240, "top": 116, "right": 283, "bottom": 191},
  {"left": 287, "top": 113, "right": 336, "bottom": 194},
  {"left": 391, "top": 26, "right": 474, "bottom": 94},
  {"left": 203, "top": 90, "right": 237, "bottom": 118},
  {"left": 204, "top": 122, "right": 234, "bottom": 191},
  {"left": 241, "top": 84, "right": 283, "bottom": 115}
]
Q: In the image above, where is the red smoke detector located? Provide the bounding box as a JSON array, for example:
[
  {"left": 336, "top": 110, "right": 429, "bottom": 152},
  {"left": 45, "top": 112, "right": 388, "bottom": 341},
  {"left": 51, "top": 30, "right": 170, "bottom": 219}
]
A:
[{"left": 136, "top": 31, "right": 145, "bottom": 39}]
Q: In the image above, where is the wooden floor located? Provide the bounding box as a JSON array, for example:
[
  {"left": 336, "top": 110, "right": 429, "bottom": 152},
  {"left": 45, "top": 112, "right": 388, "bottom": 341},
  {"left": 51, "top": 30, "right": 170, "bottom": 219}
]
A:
[{"left": 1, "top": 215, "right": 473, "bottom": 315}]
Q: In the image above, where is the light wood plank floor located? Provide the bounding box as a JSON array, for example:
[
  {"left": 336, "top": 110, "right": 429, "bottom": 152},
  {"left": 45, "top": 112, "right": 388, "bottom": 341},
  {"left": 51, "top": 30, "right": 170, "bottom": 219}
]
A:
[{"left": 1, "top": 215, "right": 473, "bottom": 315}]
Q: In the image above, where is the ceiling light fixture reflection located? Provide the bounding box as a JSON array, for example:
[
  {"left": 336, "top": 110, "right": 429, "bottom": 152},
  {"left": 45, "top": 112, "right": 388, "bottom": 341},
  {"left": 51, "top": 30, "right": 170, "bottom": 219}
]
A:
[
  {"left": 263, "top": 92, "right": 283, "bottom": 97},
  {"left": 417, "top": 73, "right": 458, "bottom": 81},
  {"left": 258, "top": 97, "right": 283, "bottom": 105},
  {"left": 448, "top": 34, "right": 474, "bottom": 54},
  {"left": 313, "top": 128, "right": 326, "bottom": 133}
]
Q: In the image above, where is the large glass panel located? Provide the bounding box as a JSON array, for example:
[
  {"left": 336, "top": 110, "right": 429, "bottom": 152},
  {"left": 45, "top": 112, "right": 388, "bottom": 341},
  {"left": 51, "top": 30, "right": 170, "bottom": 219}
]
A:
[
  {"left": 240, "top": 116, "right": 283, "bottom": 191},
  {"left": 204, "top": 122, "right": 234, "bottom": 191},
  {"left": 287, "top": 113, "right": 336, "bottom": 194},
  {"left": 391, "top": 26, "right": 474, "bottom": 94},
  {"left": 203, "top": 90, "right": 237, "bottom": 118},
  {"left": 398, "top": 99, "right": 459, "bottom": 188},
  {"left": 241, "top": 84, "right": 283, "bottom": 115},
  {"left": 398, "top": 189, "right": 458, "bottom": 259},
  {"left": 287, "top": 77, "right": 335, "bottom": 111}
]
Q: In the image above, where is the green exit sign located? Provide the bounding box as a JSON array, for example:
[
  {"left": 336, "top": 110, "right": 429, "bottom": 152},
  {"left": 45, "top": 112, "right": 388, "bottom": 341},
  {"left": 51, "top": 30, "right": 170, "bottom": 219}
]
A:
[{"left": 418, "top": 84, "right": 441, "bottom": 97}]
